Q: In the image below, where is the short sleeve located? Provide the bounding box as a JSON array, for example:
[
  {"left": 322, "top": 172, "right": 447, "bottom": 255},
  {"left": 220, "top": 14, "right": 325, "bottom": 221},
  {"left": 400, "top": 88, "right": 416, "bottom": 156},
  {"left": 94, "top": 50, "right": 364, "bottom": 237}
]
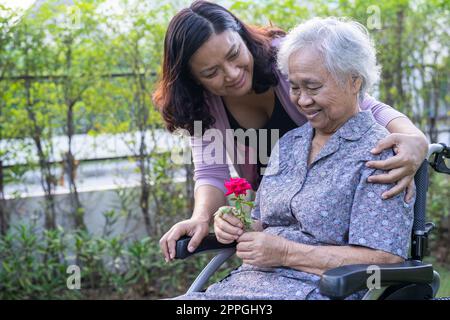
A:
[
  {"left": 348, "top": 150, "right": 415, "bottom": 259},
  {"left": 190, "top": 135, "right": 230, "bottom": 194},
  {"left": 361, "top": 94, "right": 408, "bottom": 128}
]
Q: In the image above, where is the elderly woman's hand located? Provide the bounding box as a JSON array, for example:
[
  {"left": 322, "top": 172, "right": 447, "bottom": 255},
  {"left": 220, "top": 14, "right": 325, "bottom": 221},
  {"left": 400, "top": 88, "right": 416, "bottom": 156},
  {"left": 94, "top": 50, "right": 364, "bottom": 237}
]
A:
[
  {"left": 236, "top": 232, "right": 289, "bottom": 268},
  {"left": 366, "top": 133, "right": 428, "bottom": 202},
  {"left": 214, "top": 206, "right": 244, "bottom": 244}
]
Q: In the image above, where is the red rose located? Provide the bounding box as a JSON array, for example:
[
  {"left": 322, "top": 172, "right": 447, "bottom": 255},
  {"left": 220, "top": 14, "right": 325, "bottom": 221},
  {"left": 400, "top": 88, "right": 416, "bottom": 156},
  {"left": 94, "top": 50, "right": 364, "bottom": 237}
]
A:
[
  {"left": 218, "top": 177, "right": 254, "bottom": 229},
  {"left": 224, "top": 177, "right": 252, "bottom": 197}
]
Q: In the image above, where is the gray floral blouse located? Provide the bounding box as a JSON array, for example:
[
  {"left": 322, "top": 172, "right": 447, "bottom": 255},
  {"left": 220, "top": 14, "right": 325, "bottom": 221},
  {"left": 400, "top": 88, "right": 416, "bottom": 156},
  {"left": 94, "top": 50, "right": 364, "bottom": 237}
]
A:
[{"left": 176, "top": 111, "right": 414, "bottom": 300}]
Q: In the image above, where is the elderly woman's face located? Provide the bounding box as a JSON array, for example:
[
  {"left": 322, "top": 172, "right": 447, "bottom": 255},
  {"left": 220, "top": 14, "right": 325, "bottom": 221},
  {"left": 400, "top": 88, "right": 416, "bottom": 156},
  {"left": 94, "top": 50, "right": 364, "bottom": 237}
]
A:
[
  {"left": 189, "top": 30, "right": 254, "bottom": 97},
  {"left": 288, "top": 47, "right": 360, "bottom": 135}
]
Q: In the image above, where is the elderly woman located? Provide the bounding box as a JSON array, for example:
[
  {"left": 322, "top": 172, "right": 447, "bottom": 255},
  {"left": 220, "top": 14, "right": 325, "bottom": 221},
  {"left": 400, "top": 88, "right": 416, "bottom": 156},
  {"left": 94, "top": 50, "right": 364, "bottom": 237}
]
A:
[{"left": 175, "top": 17, "right": 415, "bottom": 300}]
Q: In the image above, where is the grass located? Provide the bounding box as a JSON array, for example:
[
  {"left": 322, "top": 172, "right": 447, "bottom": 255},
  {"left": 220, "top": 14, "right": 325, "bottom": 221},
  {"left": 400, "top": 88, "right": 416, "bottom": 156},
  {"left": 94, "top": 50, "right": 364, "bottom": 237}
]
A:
[
  {"left": 433, "top": 263, "right": 450, "bottom": 298},
  {"left": 423, "top": 257, "right": 450, "bottom": 298}
]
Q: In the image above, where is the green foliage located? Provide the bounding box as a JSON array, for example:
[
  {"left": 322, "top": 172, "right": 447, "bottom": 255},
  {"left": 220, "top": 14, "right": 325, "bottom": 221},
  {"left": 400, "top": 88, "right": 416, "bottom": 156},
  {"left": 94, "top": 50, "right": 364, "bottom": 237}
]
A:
[
  {"left": 428, "top": 172, "right": 450, "bottom": 224},
  {"left": 0, "top": 224, "right": 78, "bottom": 299},
  {"left": 427, "top": 171, "right": 450, "bottom": 259},
  {"left": 229, "top": 0, "right": 310, "bottom": 30},
  {"left": 0, "top": 219, "right": 221, "bottom": 299}
]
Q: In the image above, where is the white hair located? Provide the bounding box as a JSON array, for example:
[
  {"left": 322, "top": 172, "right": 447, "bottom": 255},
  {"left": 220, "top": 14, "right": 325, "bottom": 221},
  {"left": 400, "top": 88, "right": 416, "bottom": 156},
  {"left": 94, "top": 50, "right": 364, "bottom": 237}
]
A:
[{"left": 277, "top": 17, "right": 380, "bottom": 100}]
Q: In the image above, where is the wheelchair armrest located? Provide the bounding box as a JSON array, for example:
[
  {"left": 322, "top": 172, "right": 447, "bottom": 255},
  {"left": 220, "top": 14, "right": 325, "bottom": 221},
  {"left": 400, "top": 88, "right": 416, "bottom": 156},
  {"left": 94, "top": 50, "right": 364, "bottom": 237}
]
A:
[
  {"left": 319, "top": 260, "right": 434, "bottom": 299},
  {"left": 175, "top": 233, "right": 237, "bottom": 259}
]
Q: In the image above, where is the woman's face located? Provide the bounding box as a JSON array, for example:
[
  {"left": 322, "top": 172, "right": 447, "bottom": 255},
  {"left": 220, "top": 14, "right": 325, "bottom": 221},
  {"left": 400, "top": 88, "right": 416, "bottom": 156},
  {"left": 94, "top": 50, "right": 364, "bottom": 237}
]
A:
[
  {"left": 189, "top": 30, "right": 254, "bottom": 97},
  {"left": 288, "top": 46, "right": 361, "bottom": 135}
]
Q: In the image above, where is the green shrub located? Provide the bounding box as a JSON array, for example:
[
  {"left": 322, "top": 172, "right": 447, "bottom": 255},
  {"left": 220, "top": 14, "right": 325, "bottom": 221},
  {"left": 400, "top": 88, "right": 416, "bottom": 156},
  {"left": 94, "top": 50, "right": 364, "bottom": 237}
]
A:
[{"left": 0, "top": 219, "right": 241, "bottom": 299}]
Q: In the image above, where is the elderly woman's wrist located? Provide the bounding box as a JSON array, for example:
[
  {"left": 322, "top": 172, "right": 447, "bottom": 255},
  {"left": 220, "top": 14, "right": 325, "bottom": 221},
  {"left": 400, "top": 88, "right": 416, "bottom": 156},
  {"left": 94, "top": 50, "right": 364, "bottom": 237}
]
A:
[{"left": 282, "top": 240, "right": 304, "bottom": 267}]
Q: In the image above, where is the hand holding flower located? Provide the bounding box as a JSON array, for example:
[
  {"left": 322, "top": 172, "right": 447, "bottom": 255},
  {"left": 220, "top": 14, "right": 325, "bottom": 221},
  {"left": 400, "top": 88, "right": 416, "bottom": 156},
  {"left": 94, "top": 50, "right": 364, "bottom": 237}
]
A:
[{"left": 214, "top": 178, "right": 254, "bottom": 244}]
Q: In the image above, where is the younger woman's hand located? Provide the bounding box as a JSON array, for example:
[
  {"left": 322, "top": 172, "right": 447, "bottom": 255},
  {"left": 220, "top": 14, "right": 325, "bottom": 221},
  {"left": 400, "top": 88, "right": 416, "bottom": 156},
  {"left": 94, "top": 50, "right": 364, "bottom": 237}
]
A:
[{"left": 366, "top": 133, "right": 427, "bottom": 202}]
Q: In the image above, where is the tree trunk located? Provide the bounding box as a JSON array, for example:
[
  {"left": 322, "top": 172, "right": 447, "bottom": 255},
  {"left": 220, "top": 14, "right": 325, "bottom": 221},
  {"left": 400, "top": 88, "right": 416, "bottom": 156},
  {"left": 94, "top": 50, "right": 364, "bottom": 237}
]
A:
[
  {"left": 136, "top": 66, "right": 152, "bottom": 236},
  {"left": 429, "top": 58, "right": 440, "bottom": 143},
  {"left": 63, "top": 38, "right": 86, "bottom": 231},
  {"left": 395, "top": 8, "right": 406, "bottom": 111},
  {"left": 138, "top": 128, "right": 152, "bottom": 236},
  {"left": 0, "top": 160, "right": 8, "bottom": 235},
  {"left": 0, "top": 97, "right": 8, "bottom": 235},
  {"left": 66, "top": 105, "right": 85, "bottom": 230},
  {"left": 24, "top": 78, "right": 57, "bottom": 230}
]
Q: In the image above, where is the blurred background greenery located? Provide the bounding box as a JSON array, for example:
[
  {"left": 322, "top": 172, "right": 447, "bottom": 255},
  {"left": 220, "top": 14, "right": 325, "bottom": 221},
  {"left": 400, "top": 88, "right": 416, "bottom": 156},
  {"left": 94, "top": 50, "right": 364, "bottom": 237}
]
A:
[{"left": 0, "top": 0, "right": 448, "bottom": 299}]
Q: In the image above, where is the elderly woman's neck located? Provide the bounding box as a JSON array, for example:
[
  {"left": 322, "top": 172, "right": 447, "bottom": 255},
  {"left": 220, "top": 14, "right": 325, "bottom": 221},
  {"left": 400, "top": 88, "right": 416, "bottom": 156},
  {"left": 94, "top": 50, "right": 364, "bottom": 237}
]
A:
[
  {"left": 310, "top": 105, "right": 360, "bottom": 161},
  {"left": 316, "top": 107, "right": 359, "bottom": 137}
]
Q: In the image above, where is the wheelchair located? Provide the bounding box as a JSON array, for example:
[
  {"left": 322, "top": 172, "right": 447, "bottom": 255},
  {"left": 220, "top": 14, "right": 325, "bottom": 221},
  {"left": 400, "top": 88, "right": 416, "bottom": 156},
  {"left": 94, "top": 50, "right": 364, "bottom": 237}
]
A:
[{"left": 174, "top": 143, "right": 450, "bottom": 300}]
